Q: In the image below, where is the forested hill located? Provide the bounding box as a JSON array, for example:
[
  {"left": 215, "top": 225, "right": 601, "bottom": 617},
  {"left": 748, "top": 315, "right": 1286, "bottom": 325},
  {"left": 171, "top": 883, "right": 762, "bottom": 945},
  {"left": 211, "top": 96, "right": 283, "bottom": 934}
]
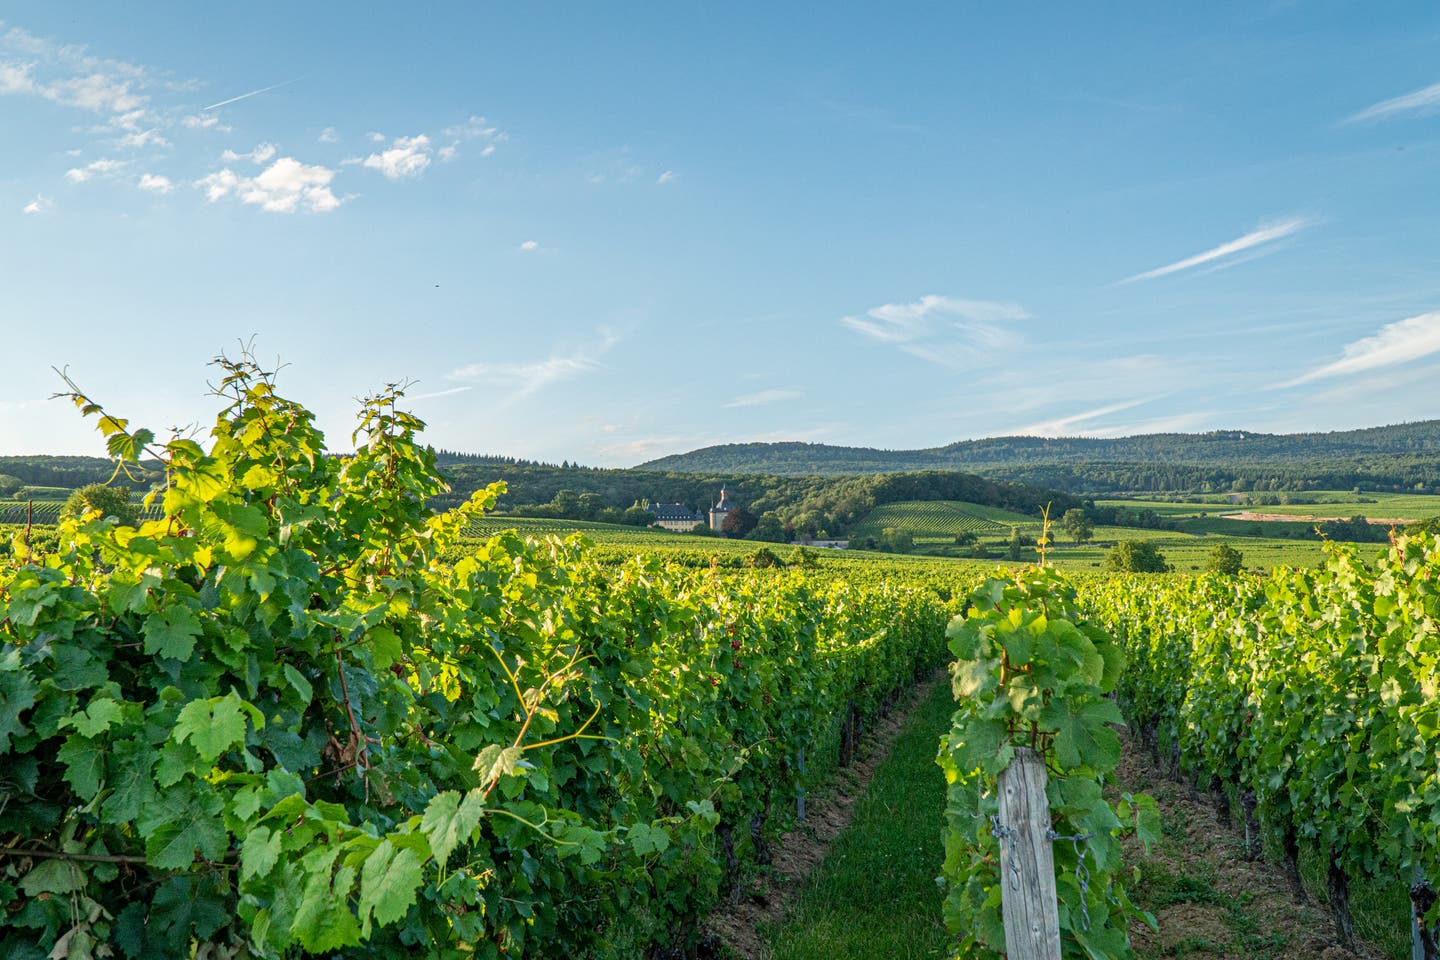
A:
[
  {"left": 0, "top": 453, "right": 1077, "bottom": 539},
  {"left": 636, "top": 421, "right": 1440, "bottom": 493}
]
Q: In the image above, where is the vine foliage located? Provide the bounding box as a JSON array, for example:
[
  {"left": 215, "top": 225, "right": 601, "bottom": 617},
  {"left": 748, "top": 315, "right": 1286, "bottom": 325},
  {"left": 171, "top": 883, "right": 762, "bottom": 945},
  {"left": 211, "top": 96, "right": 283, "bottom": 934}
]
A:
[
  {"left": 0, "top": 353, "right": 948, "bottom": 958},
  {"left": 938, "top": 566, "right": 1158, "bottom": 959}
]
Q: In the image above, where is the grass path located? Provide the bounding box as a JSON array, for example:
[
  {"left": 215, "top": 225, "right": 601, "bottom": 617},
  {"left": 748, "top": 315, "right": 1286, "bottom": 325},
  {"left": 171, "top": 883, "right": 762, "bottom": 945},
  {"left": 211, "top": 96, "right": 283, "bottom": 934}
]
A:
[{"left": 760, "top": 680, "right": 954, "bottom": 960}]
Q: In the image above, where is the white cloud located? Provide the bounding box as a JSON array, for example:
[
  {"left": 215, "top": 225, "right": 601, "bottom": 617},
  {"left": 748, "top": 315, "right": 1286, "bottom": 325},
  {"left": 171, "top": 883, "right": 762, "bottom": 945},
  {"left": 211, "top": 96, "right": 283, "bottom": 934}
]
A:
[
  {"left": 840, "top": 295, "right": 1027, "bottom": 368},
  {"left": 64, "top": 157, "right": 125, "bottom": 182},
  {"left": 445, "top": 331, "right": 621, "bottom": 402},
  {"left": 0, "top": 26, "right": 168, "bottom": 125},
  {"left": 1343, "top": 81, "right": 1440, "bottom": 125},
  {"left": 358, "top": 134, "right": 432, "bottom": 180},
  {"left": 437, "top": 144, "right": 458, "bottom": 162},
  {"left": 116, "top": 126, "right": 168, "bottom": 148},
  {"left": 221, "top": 142, "right": 278, "bottom": 164},
  {"left": 181, "top": 113, "right": 225, "bottom": 130},
  {"left": 196, "top": 156, "right": 342, "bottom": 213},
  {"left": 0, "top": 61, "right": 35, "bottom": 95},
  {"left": 518, "top": 240, "right": 540, "bottom": 252},
  {"left": 21, "top": 195, "right": 51, "bottom": 214},
  {"left": 1118, "top": 216, "right": 1314, "bottom": 284},
  {"left": 367, "top": 131, "right": 386, "bottom": 143},
  {"left": 656, "top": 170, "right": 677, "bottom": 185},
  {"left": 1012, "top": 397, "right": 1158, "bottom": 437},
  {"left": 318, "top": 126, "right": 338, "bottom": 143},
  {"left": 137, "top": 173, "right": 172, "bottom": 193},
  {"left": 723, "top": 388, "right": 800, "bottom": 408},
  {"left": 1277, "top": 311, "right": 1440, "bottom": 387},
  {"left": 407, "top": 385, "right": 472, "bottom": 402},
  {"left": 42, "top": 71, "right": 144, "bottom": 112}
]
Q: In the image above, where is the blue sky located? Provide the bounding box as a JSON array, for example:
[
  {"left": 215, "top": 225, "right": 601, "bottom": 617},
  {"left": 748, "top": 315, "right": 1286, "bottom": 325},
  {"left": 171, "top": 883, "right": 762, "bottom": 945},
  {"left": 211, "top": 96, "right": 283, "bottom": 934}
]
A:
[{"left": 4, "top": 3, "right": 1440, "bottom": 465}]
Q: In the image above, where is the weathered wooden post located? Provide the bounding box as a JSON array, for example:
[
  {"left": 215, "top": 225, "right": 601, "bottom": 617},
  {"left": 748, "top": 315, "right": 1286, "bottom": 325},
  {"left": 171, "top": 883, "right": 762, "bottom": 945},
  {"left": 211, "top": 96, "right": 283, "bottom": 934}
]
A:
[
  {"left": 796, "top": 745, "right": 806, "bottom": 821},
  {"left": 997, "top": 746, "right": 1062, "bottom": 960},
  {"left": 1414, "top": 864, "right": 1438, "bottom": 960}
]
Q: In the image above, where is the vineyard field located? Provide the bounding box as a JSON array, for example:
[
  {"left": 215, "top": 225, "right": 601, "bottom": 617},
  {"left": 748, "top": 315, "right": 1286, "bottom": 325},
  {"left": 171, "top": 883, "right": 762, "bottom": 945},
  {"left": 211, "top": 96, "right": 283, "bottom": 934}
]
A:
[{"left": 851, "top": 500, "right": 1041, "bottom": 541}]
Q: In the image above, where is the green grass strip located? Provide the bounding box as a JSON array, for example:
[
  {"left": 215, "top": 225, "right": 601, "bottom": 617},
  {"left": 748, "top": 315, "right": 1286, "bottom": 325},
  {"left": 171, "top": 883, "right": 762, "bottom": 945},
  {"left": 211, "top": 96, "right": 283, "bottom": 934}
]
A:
[{"left": 762, "top": 680, "right": 954, "bottom": 960}]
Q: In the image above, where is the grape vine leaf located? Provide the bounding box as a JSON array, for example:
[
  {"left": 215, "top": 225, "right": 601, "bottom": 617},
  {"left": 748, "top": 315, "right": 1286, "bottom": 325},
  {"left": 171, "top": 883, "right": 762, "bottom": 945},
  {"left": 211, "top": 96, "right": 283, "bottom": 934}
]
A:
[
  {"left": 143, "top": 605, "right": 202, "bottom": 661},
  {"left": 358, "top": 839, "right": 424, "bottom": 935},
  {"left": 421, "top": 789, "right": 486, "bottom": 865},
  {"left": 173, "top": 693, "right": 248, "bottom": 763}
]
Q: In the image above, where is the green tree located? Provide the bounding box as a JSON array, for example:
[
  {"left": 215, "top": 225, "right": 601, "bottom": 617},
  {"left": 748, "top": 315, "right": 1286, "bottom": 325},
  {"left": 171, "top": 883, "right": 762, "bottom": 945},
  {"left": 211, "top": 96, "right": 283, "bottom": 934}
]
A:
[
  {"left": 721, "top": 507, "right": 757, "bottom": 538},
  {"left": 1060, "top": 508, "right": 1094, "bottom": 545},
  {"left": 61, "top": 483, "right": 137, "bottom": 526},
  {"left": 878, "top": 527, "right": 913, "bottom": 554},
  {"left": 1007, "top": 526, "right": 1024, "bottom": 561},
  {"left": 576, "top": 492, "right": 605, "bottom": 520},
  {"left": 1205, "top": 542, "right": 1244, "bottom": 576},
  {"left": 748, "top": 511, "right": 787, "bottom": 543},
  {"left": 1104, "top": 540, "right": 1171, "bottom": 573},
  {"left": 0, "top": 474, "right": 21, "bottom": 496}
]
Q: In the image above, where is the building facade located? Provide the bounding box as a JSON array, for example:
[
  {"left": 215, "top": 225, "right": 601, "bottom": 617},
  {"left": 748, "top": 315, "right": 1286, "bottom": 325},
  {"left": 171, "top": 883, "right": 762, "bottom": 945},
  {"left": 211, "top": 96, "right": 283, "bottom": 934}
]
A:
[
  {"left": 647, "top": 502, "right": 706, "bottom": 532},
  {"left": 708, "top": 487, "right": 734, "bottom": 532}
]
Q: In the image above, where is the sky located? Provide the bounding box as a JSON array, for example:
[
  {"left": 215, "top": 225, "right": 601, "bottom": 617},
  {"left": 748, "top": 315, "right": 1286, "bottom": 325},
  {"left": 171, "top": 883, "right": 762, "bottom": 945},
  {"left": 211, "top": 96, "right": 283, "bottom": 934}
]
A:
[{"left": 3, "top": 2, "right": 1440, "bottom": 466}]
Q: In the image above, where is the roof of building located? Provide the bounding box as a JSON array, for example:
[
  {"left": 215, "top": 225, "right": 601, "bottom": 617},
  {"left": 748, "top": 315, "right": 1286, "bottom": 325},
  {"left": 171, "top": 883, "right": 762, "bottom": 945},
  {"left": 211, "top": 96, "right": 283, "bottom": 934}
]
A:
[
  {"left": 649, "top": 502, "right": 704, "bottom": 521},
  {"left": 712, "top": 487, "right": 733, "bottom": 511}
]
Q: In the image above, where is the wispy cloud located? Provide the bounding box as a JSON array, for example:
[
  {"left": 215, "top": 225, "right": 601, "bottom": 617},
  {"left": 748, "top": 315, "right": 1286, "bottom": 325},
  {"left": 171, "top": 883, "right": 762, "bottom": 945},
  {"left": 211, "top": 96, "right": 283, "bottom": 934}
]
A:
[
  {"left": 840, "top": 295, "right": 1027, "bottom": 368},
  {"left": 64, "top": 158, "right": 126, "bottom": 182},
  {"left": 1277, "top": 311, "right": 1440, "bottom": 387},
  {"left": 1343, "top": 81, "right": 1440, "bottom": 125},
  {"left": 723, "top": 388, "right": 800, "bottom": 408},
  {"left": 21, "top": 195, "right": 51, "bottom": 215},
  {"left": 137, "top": 173, "right": 172, "bottom": 193},
  {"left": 406, "top": 385, "right": 472, "bottom": 402},
  {"left": 196, "top": 157, "right": 342, "bottom": 213},
  {"left": 1117, "top": 216, "right": 1314, "bottom": 284},
  {"left": 518, "top": 240, "right": 540, "bottom": 252},
  {"left": 0, "top": 25, "right": 166, "bottom": 120},
  {"left": 318, "top": 126, "right": 338, "bottom": 143},
  {"left": 657, "top": 170, "right": 677, "bottom": 185},
  {"left": 201, "top": 77, "right": 301, "bottom": 112},
  {"left": 221, "top": 142, "right": 278, "bottom": 165},
  {"left": 1012, "top": 397, "right": 1158, "bottom": 436},
  {"left": 445, "top": 331, "right": 621, "bottom": 402},
  {"left": 180, "top": 113, "right": 230, "bottom": 134}
]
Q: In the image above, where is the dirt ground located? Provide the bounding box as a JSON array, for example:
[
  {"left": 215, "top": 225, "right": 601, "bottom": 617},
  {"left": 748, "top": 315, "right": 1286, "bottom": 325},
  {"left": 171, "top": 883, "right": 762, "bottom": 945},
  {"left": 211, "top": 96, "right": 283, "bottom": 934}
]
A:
[
  {"left": 1220, "top": 511, "right": 1409, "bottom": 526},
  {"left": 704, "top": 674, "right": 943, "bottom": 959},
  {"left": 1114, "top": 738, "right": 1387, "bottom": 960}
]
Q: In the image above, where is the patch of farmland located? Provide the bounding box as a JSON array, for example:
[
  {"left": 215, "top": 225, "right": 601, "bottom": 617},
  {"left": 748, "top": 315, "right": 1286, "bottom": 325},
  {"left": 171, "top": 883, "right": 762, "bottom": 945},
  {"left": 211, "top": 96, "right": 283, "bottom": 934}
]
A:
[{"left": 851, "top": 500, "right": 1040, "bottom": 541}]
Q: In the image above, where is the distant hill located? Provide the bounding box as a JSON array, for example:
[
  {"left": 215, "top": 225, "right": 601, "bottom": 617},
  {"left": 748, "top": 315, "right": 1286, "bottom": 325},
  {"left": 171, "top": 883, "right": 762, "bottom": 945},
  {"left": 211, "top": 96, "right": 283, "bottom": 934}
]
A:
[{"left": 636, "top": 421, "right": 1440, "bottom": 494}]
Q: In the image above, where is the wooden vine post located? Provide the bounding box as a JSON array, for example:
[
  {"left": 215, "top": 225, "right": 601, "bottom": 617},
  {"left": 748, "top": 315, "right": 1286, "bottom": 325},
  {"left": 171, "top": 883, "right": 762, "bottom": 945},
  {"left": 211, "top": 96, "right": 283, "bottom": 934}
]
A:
[{"left": 997, "top": 746, "right": 1062, "bottom": 960}]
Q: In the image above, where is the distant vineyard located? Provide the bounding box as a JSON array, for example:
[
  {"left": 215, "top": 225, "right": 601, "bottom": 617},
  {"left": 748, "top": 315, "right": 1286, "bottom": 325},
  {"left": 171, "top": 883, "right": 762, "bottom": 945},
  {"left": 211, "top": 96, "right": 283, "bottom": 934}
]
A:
[
  {"left": 0, "top": 499, "right": 165, "bottom": 525},
  {"left": 851, "top": 500, "right": 1040, "bottom": 541}
]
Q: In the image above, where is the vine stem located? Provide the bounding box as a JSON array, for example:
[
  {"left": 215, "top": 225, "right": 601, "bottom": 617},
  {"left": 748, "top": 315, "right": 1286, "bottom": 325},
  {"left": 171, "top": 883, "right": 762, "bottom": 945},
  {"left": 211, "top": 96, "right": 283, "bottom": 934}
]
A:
[{"left": 1, "top": 847, "right": 149, "bottom": 865}]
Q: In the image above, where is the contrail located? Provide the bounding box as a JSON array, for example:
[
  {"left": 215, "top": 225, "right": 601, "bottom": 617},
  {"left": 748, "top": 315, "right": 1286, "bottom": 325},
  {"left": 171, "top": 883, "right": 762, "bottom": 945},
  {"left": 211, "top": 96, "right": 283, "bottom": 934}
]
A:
[{"left": 202, "top": 77, "right": 302, "bottom": 112}]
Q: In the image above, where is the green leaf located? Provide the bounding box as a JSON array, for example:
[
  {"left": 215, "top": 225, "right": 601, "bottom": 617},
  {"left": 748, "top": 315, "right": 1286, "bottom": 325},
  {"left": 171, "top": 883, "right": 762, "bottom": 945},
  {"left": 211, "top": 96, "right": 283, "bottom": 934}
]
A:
[
  {"left": 102, "top": 738, "right": 158, "bottom": 823},
  {"left": 627, "top": 822, "right": 671, "bottom": 857},
  {"left": 143, "top": 605, "right": 202, "bottom": 661},
  {"left": 1040, "top": 698, "right": 1122, "bottom": 772},
  {"left": 421, "top": 788, "right": 486, "bottom": 866},
  {"left": 19, "top": 858, "right": 85, "bottom": 896},
  {"left": 291, "top": 862, "right": 361, "bottom": 951},
  {"left": 144, "top": 790, "right": 227, "bottom": 869},
  {"left": 64, "top": 698, "right": 124, "bottom": 738},
  {"left": 367, "top": 626, "right": 402, "bottom": 671},
  {"left": 473, "top": 744, "right": 526, "bottom": 784},
  {"left": 173, "top": 693, "right": 248, "bottom": 763},
  {"left": 282, "top": 664, "right": 313, "bottom": 705},
  {"left": 0, "top": 666, "right": 38, "bottom": 752},
  {"left": 58, "top": 733, "right": 105, "bottom": 801},
  {"left": 241, "top": 826, "right": 283, "bottom": 882},
  {"left": 358, "top": 840, "right": 424, "bottom": 935}
]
